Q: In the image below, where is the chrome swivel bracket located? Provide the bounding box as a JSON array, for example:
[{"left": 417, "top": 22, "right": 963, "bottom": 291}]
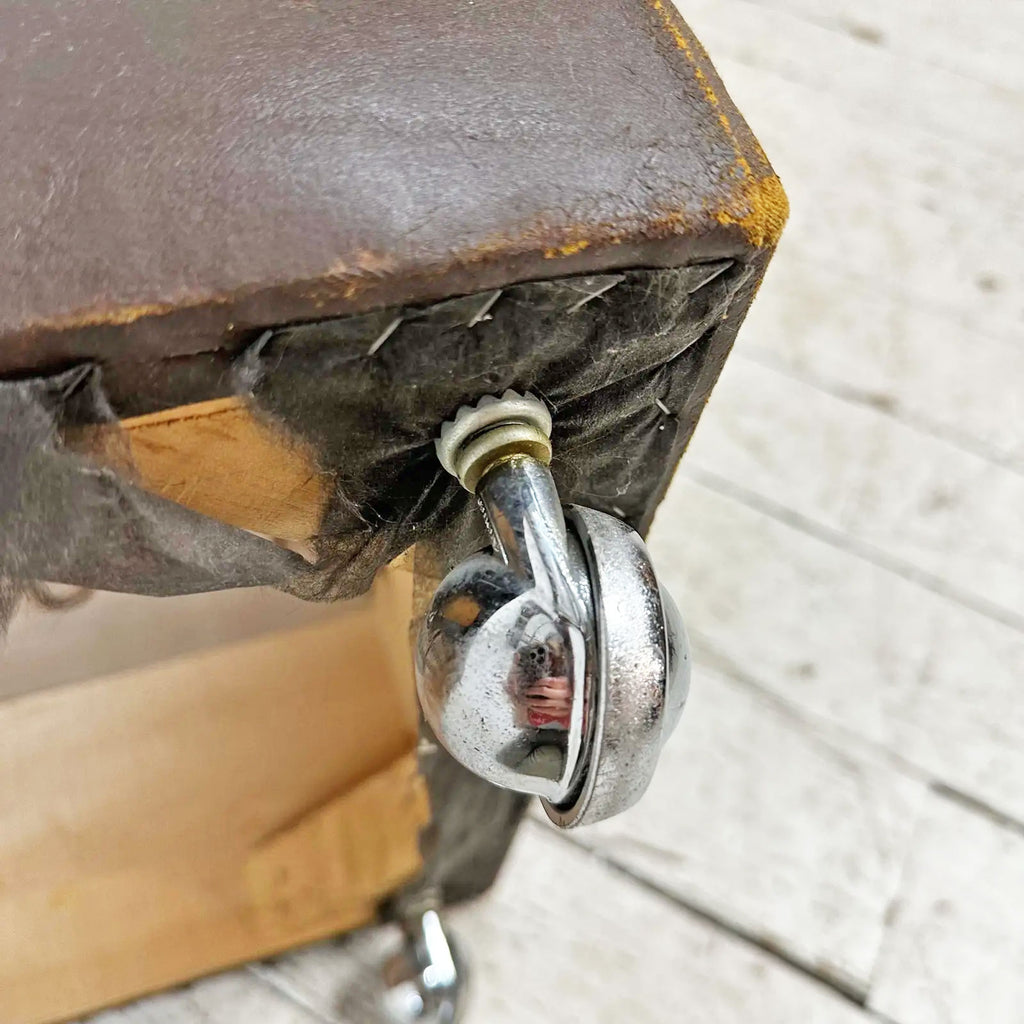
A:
[
  {"left": 417, "top": 391, "right": 689, "bottom": 828},
  {"left": 381, "top": 904, "right": 465, "bottom": 1024}
]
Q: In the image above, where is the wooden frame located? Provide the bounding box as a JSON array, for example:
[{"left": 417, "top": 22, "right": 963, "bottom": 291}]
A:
[{"left": 0, "top": 570, "right": 428, "bottom": 1024}]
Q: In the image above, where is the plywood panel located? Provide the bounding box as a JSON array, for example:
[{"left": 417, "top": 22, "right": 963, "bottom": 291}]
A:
[
  {"left": 70, "top": 397, "right": 329, "bottom": 543},
  {"left": 0, "top": 587, "right": 338, "bottom": 703},
  {"left": 0, "top": 573, "right": 428, "bottom": 1024}
]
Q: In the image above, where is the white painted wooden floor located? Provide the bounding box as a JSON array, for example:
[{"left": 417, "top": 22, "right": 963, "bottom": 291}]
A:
[{"left": 81, "top": 1, "right": 1024, "bottom": 1021}]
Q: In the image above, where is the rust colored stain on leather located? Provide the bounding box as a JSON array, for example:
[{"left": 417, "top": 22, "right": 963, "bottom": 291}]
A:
[{"left": 0, "top": 0, "right": 784, "bottom": 375}]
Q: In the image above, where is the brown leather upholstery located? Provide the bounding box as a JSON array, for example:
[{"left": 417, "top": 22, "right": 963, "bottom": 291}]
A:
[{"left": 0, "top": 0, "right": 784, "bottom": 393}]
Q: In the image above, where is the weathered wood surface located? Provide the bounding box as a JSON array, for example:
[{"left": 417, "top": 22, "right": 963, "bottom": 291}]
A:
[
  {"left": 869, "top": 792, "right": 1024, "bottom": 1024},
  {"left": 253, "top": 827, "right": 877, "bottom": 1024},
  {"left": 568, "top": 663, "right": 928, "bottom": 998},
  {"left": 686, "top": 359, "right": 1024, "bottom": 622},
  {"left": 0, "top": 586, "right": 338, "bottom": 703},
  {"left": 71, "top": 0, "right": 1024, "bottom": 1020},
  {"left": 660, "top": 480, "right": 1024, "bottom": 824},
  {"left": 82, "top": 973, "right": 325, "bottom": 1024}
]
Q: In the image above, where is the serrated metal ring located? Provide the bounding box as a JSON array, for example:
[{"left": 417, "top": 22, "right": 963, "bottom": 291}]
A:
[{"left": 435, "top": 390, "right": 553, "bottom": 492}]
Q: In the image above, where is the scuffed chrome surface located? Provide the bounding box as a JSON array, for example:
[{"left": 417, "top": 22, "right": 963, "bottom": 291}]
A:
[
  {"left": 546, "top": 506, "right": 690, "bottom": 827},
  {"left": 382, "top": 909, "right": 466, "bottom": 1024},
  {"left": 417, "top": 457, "right": 590, "bottom": 804}
]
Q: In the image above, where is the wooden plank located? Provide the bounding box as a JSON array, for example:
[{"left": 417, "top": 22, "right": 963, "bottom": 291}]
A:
[
  {"left": 247, "top": 935, "right": 395, "bottom": 1024},
  {"left": 647, "top": 478, "right": 1024, "bottom": 824},
  {"left": 868, "top": 791, "right": 1024, "bottom": 1024},
  {"left": 78, "top": 971, "right": 324, "bottom": 1024},
  {"left": 705, "top": 58, "right": 1024, "bottom": 345},
  {"left": 739, "top": 257, "right": 1024, "bottom": 472},
  {"left": 0, "top": 586, "right": 339, "bottom": 703},
  {"left": 569, "top": 662, "right": 926, "bottom": 996},
  {"left": 731, "top": 0, "right": 1024, "bottom": 92},
  {"left": 69, "top": 397, "right": 330, "bottom": 543},
  {"left": 682, "top": 0, "right": 1024, "bottom": 460},
  {"left": 693, "top": 29, "right": 1024, "bottom": 467},
  {"left": 0, "top": 573, "right": 428, "bottom": 1024},
  {"left": 684, "top": 357, "right": 1024, "bottom": 621},
  {"left": 260, "top": 825, "right": 876, "bottom": 1024},
  {"left": 661, "top": 8, "right": 1024, "bottom": 346},
  {"left": 678, "top": 0, "right": 1023, "bottom": 161}
]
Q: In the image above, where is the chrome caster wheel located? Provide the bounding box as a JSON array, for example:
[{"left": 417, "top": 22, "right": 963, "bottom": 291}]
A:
[{"left": 417, "top": 391, "right": 689, "bottom": 827}]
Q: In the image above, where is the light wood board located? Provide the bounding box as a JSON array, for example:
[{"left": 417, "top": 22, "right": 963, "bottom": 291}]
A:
[{"left": 0, "top": 572, "right": 427, "bottom": 1024}]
